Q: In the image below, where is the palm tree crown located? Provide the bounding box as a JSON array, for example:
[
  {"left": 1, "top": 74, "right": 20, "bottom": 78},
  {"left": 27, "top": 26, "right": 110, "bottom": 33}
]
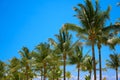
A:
[{"left": 106, "top": 52, "right": 120, "bottom": 80}]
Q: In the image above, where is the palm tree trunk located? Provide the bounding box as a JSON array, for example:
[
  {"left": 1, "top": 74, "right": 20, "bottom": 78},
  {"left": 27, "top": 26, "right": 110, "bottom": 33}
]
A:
[
  {"left": 116, "top": 68, "right": 118, "bottom": 80},
  {"left": 26, "top": 65, "right": 29, "bottom": 80},
  {"left": 92, "top": 40, "right": 96, "bottom": 80},
  {"left": 78, "top": 68, "right": 80, "bottom": 80},
  {"left": 98, "top": 45, "right": 102, "bottom": 80},
  {"left": 89, "top": 70, "right": 92, "bottom": 80},
  {"left": 63, "top": 53, "right": 66, "bottom": 80},
  {"left": 43, "top": 63, "right": 46, "bottom": 80},
  {"left": 26, "top": 73, "right": 28, "bottom": 80},
  {"left": 53, "top": 66, "right": 55, "bottom": 80},
  {"left": 40, "top": 70, "right": 43, "bottom": 80}
]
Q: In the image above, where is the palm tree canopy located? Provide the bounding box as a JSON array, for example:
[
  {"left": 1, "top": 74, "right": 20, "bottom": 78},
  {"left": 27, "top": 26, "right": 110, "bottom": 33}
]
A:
[
  {"left": 68, "top": 45, "right": 89, "bottom": 80},
  {"left": 106, "top": 53, "right": 120, "bottom": 69},
  {"left": 55, "top": 29, "right": 72, "bottom": 53},
  {"left": 8, "top": 57, "right": 20, "bottom": 73},
  {"left": 19, "top": 47, "right": 32, "bottom": 68},
  {"left": 63, "top": 0, "right": 120, "bottom": 41},
  {"left": 19, "top": 47, "right": 31, "bottom": 60},
  {"left": 82, "top": 56, "right": 93, "bottom": 71},
  {"left": 69, "top": 46, "right": 88, "bottom": 68},
  {"left": 0, "top": 60, "right": 6, "bottom": 78},
  {"left": 48, "top": 29, "right": 75, "bottom": 58}
]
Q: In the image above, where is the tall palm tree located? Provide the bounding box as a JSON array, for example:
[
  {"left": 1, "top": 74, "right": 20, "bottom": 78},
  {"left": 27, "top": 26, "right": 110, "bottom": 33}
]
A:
[
  {"left": 94, "top": 24, "right": 120, "bottom": 80},
  {"left": 106, "top": 52, "right": 120, "bottom": 80},
  {"left": 49, "top": 29, "right": 73, "bottom": 80},
  {"left": 19, "top": 47, "right": 33, "bottom": 80},
  {"left": 69, "top": 46, "right": 88, "bottom": 80},
  {"left": 62, "top": 0, "right": 116, "bottom": 79},
  {"left": 99, "top": 27, "right": 120, "bottom": 80},
  {"left": 97, "top": 37, "right": 102, "bottom": 80},
  {"left": 34, "top": 42, "right": 51, "bottom": 80},
  {"left": 96, "top": 35, "right": 109, "bottom": 80}
]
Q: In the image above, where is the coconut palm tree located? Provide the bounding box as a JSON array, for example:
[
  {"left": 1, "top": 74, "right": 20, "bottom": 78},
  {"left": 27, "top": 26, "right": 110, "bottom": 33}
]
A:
[
  {"left": 33, "top": 44, "right": 62, "bottom": 80},
  {"left": 62, "top": 0, "right": 116, "bottom": 79},
  {"left": 46, "top": 50, "right": 62, "bottom": 80},
  {"left": 106, "top": 52, "right": 120, "bottom": 80},
  {"left": 98, "top": 26, "right": 120, "bottom": 80},
  {"left": 32, "top": 51, "right": 44, "bottom": 80},
  {"left": 49, "top": 29, "right": 74, "bottom": 80},
  {"left": 93, "top": 23, "right": 120, "bottom": 80},
  {"left": 83, "top": 56, "right": 93, "bottom": 80},
  {"left": 69, "top": 46, "right": 88, "bottom": 80},
  {"left": 34, "top": 42, "right": 51, "bottom": 80},
  {"left": 96, "top": 35, "right": 109, "bottom": 80},
  {"left": 19, "top": 47, "right": 33, "bottom": 80},
  {"left": 7, "top": 57, "right": 21, "bottom": 80},
  {"left": 0, "top": 60, "right": 6, "bottom": 80}
]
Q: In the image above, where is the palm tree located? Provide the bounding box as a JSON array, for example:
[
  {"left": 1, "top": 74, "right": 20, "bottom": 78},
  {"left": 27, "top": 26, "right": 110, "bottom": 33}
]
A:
[
  {"left": 66, "top": 71, "right": 71, "bottom": 80},
  {"left": 99, "top": 27, "right": 120, "bottom": 80},
  {"left": 46, "top": 50, "right": 62, "bottom": 80},
  {"left": 106, "top": 52, "right": 120, "bottom": 80},
  {"left": 83, "top": 56, "right": 93, "bottom": 80},
  {"left": 62, "top": 0, "right": 114, "bottom": 79},
  {"left": 69, "top": 46, "right": 88, "bottom": 80},
  {"left": 96, "top": 35, "right": 109, "bottom": 80},
  {"left": 34, "top": 42, "right": 51, "bottom": 80},
  {"left": 95, "top": 23, "right": 120, "bottom": 80},
  {"left": 107, "top": 32, "right": 120, "bottom": 50},
  {"left": 7, "top": 57, "right": 21, "bottom": 80},
  {"left": 19, "top": 47, "right": 33, "bottom": 80},
  {"left": 32, "top": 51, "right": 44, "bottom": 80},
  {"left": 33, "top": 44, "right": 62, "bottom": 80},
  {"left": 49, "top": 29, "right": 73, "bottom": 80},
  {"left": 0, "top": 60, "right": 6, "bottom": 80}
]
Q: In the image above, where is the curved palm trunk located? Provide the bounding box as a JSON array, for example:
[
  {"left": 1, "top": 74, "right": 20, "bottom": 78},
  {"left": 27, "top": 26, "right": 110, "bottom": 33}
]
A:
[
  {"left": 116, "top": 68, "right": 118, "bottom": 80},
  {"left": 78, "top": 68, "right": 80, "bottom": 80},
  {"left": 92, "top": 40, "right": 96, "bottom": 80},
  {"left": 98, "top": 46, "right": 102, "bottom": 80}
]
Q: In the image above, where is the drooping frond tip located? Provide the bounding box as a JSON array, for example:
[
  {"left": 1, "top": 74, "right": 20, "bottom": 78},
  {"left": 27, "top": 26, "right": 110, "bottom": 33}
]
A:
[
  {"left": 73, "top": 7, "right": 78, "bottom": 11},
  {"left": 62, "top": 23, "right": 84, "bottom": 34}
]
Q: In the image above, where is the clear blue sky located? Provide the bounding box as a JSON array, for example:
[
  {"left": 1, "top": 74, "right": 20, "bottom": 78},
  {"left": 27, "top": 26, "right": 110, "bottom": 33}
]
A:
[{"left": 0, "top": 0, "right": 120, "bottom": 79}]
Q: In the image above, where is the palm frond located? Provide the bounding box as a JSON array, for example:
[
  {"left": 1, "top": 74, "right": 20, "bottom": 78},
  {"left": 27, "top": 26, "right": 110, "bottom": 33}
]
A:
[
  {"left": 63, "top": 23, "right": 84, "bottom": 33},
  {"left": 48, "top": 38, "right": 57, "bottom": 47}
]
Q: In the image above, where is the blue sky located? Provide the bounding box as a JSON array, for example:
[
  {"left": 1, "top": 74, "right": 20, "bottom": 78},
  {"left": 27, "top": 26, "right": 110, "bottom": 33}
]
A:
[{"left": 0, "top": 0, "right": 120, "bottom": 79}]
